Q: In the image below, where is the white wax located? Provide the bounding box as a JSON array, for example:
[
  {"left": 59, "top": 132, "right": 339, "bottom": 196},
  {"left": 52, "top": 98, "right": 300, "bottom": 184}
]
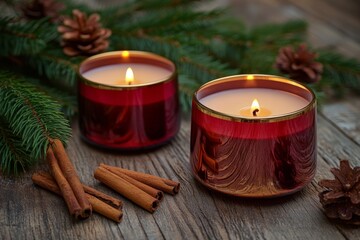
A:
[
  {"left": 199, "top": 88, "right": 309, "bottom": 117},
  {"left": 82, "top": 63, "right": 172, "bottom": 86}
]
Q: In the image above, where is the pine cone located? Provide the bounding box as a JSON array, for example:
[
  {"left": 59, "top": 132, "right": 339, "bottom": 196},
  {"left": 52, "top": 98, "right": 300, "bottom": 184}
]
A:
[
  {"left": 318, "top": 160, "right": 360, "bottom": 225},
  {"left": 58, "top": 9, "right": 111, "bottom": 56},
  {"left": 22, "top": 0, "right": 64, "bottom": 22},
  {"left": 319, "top": 191, "right": 360, "bottom": 224},
  {"left": 275, "top": 44, "right": 323, "bottom": 83}
]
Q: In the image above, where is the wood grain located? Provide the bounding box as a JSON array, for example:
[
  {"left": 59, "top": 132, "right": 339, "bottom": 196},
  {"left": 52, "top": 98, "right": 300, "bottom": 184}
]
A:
[
  {"left": 1, "top": 0, "right": 360, "bottom": 239},
  {"left": 321, "top": 98, "right": 360, "bottom": 145},
  {"left": 284, "top": 0, "right": 360, "bottom": 42},
  {"left": 230, "top": 0, "right": 360, "bottom": 58},
  {"left": 1, "top": 112, "right": 360, "bottom": 239}
]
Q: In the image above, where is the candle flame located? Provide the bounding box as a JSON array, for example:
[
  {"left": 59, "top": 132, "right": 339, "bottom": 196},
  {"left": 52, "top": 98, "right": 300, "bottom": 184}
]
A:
[
  {"left": 125, "top": 67, "right": 134, "bottom": 85},
  {"left": 251, "top": 98, "right": 260, "bottom": 114}
]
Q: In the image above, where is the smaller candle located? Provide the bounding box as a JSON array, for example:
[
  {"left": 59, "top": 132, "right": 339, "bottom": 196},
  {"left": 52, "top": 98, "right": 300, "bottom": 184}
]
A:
[
  {"left": 82, "top": 63, "right": 172, "bottom": 86},
  {"left": 78, "top": 51, "right": 180, "bottom": 150}
]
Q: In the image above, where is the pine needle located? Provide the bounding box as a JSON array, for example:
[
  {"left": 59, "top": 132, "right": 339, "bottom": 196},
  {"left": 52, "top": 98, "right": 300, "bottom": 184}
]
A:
[
  {"left": 0, "top": 71, "right": 71, "bottom": 175},
  {"left": 0, "top": 17, "right": 56, "bottom": 56}
]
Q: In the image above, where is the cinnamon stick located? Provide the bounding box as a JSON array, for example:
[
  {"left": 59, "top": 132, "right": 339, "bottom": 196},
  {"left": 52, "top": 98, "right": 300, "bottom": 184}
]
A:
[
  {"left": 100, "top": 164, "right": 180, "bottom": 195},
  {"left": 50, "top": 139, "right": 92, "bottom": 218},
  {"left": 35, "top": 171, "right": 122, "bottom": 210},
  {"left": 104, "top": 167, "right": 164, "bottom": 201},
  {"left": 82, "top": 185, "right": 123, "bottom": 209},
  {"left": 47, "top": 148, "right": 82, "bottom": 218},
  {"left": 94, "top": 166, "right": 159, "bottom": 213},
  {"left": 85, "top": 194, "right": 123, "bottom": 223},
  {"left": 32, "top": 172, "right": 123, "bottom": 223}
]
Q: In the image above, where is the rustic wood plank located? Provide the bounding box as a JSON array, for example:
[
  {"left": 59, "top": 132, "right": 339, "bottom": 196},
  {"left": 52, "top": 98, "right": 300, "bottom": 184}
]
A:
[
  {"left": 321, "top": 97, "right": 360, "bottom": 145},
  {"left": 284, "top": 0, "right": 360, "bottom": 42},
  {"left": 229, "top": 0, "right": 360, "bottom": 58}
]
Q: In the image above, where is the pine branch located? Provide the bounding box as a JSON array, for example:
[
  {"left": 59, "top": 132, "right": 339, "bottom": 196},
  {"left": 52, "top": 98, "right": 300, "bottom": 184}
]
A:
[
  {"left": 101, "top": 0, "right": 200, "bottom": 24},
  {"left": 0, "top": 71, "right": 71, "bottom": 175},
  {"left": 235, "top": 21, "right": 306, "bottom": 73},
  {"left": 37, "top": 86, "right": 77, "bottom": 119},
  {"left": 206, "top": 37, "right": 246, "bottom": 70},
  {"left": 179, "top": 50, "right": 237, "bottom": 83},
  {"left": 250, "top": 20, "right": 307, "bottom": 45},
  {"left": 209, "top": 20, "right": 307, "bottom": 71},
  {"left": 0, "top": 116, "right": 35, "bottom": 175},
  {"left": 131, "top": 0, "right": 200, "bottom": 10},
  {"left": 26, "top": 77, "right": 78, "bottom": 118},
  {"left": 317, "top": 51, "right": 360, "bottom": 97},
  {"left": 0, "top": 17, "right": 56, "bottom": 56},
  {"left": 178, "top": 74, "right": 200, "bottom": 112},
  {"left": 108, "top": 7, "right": 221, "bottom": 36},
  {"left": 27, "top": 48, "right": 81, "bottom": 90},
  {"left": 60, "top": 0, "right": 94, "bottom": 15}
]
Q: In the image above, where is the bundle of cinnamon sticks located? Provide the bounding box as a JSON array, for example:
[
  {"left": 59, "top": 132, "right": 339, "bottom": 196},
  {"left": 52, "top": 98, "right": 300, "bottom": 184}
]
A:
[
  {"left": 32, "top": 139, "right": 123, "bottom": 222},
  {"left": 94, "top": 164, "right": 180, "bottom": 213},
  {"left": 32, "top": 139, "right": 181, "bottom": 223}
]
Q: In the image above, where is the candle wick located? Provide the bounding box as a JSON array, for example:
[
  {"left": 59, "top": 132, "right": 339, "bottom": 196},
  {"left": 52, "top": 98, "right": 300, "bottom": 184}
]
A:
[
  {"left": 252, "top": 109, "right": 259, "bottom": 117},
  {"left": 128, "top": 82, "right": 132, "bottom": 86}
]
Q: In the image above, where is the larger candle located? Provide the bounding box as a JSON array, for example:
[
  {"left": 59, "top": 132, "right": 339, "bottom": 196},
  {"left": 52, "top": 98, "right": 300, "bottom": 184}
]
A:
[
  {"left": 78, "top": 51, "right": 180, "bottom": 150},
  {"left": 190, "top": 74, "right": 316, "bottom": 197},
  {"left": 200, "top": 88, "right": 309, "bottom": 117}
]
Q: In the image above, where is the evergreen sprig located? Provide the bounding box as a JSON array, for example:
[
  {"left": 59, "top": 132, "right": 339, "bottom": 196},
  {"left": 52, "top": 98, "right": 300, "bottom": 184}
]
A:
[
  {"left": 27, "top": 48, "right": 80, "bottom": 90},
  {"left": 317, "top": 51, "right": 360, "bottom": 97},
  {"left": 0, "top": 116, "right": 35, "bottom": 175},
  {"left": 0, "top": 71, "right": 71, "bottom": 174},
  {"left": 0, "top": 17, "right": 56, "bottom": 56}
]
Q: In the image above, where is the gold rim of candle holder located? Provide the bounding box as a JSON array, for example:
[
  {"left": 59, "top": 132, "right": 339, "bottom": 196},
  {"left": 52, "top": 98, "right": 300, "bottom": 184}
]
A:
[
  {"left": 78, "top": 51, "right": 177, "bottom": 90},
  {"left": 193, "top": 74, "right": 316, "bottom": 123}
]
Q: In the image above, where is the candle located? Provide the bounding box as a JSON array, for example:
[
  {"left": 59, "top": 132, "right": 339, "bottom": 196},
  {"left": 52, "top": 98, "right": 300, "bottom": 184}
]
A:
[
  {"left": 190, "top": 74, "right": 317, "bottom": 198},
  {"left": 82, "top": 63, "right": 172, "bottom": 86},
  {"left": 200, "top": 88, "right": 308, "bottom": 118},
  {"left": 78, "top": 51, "right": 180, "bottom": 150}
]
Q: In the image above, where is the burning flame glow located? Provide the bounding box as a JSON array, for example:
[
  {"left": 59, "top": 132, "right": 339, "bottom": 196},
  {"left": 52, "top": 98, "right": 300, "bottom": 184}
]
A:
[
  {"left": 251, "top": 98, "right": 260, "bottom": 113},
  {"left": 125, "top": 67, "right": 134, "bottom": 85}
]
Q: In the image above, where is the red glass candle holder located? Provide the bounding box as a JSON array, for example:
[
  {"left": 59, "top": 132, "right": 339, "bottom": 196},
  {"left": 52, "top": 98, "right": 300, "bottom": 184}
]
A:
[
  {"left": 190, "top": 75, "right": 316, "bottom": 197},
  {"left": 78, "top": 51, "right": 180, "bottom": 150}
]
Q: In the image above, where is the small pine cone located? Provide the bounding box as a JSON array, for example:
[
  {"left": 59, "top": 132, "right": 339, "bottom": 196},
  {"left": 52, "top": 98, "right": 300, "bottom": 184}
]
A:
[
  {"left": 275, "top": 44, "right": 323, "bottom": 83},
  {"left": 58, "top": 9, "right": 111, "bottom": 56},
  {"left": 22, "top": 0, "right": 64, "bottom": 22},
  {"left": 319, "top": 191, "right": 360, "bottom": 225},
  {"left": 318, "top": 160, "right": 360, "bottom": 225}
]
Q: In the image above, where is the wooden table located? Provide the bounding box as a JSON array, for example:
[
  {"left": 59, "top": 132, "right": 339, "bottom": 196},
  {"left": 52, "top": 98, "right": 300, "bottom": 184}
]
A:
[{"left": 1, "top": 0, "right": 360, "bottom": 239}]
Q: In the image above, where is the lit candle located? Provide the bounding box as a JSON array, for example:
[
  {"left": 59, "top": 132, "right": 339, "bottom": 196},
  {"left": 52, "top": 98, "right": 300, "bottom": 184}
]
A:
[
  {"left": 78, "top": 51, "right": 180, "bottom": 150},
  {"left": 200, "top": 88, "right": 309, "bottom": 118},
  {"left": 191, "top": 74, "right": 317, "bottom": 198},
  {"left": 82, "top": 63, "right": 172, "bottom": 86}
]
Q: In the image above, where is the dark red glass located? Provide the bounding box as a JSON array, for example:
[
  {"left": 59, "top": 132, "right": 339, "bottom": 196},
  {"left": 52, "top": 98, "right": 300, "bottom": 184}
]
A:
[
  {"left": 190, "top": 75, "right": 317, "bottom": 197},
  {"left": 78, "top": 51, "right": 180, "bottom": 150}
]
